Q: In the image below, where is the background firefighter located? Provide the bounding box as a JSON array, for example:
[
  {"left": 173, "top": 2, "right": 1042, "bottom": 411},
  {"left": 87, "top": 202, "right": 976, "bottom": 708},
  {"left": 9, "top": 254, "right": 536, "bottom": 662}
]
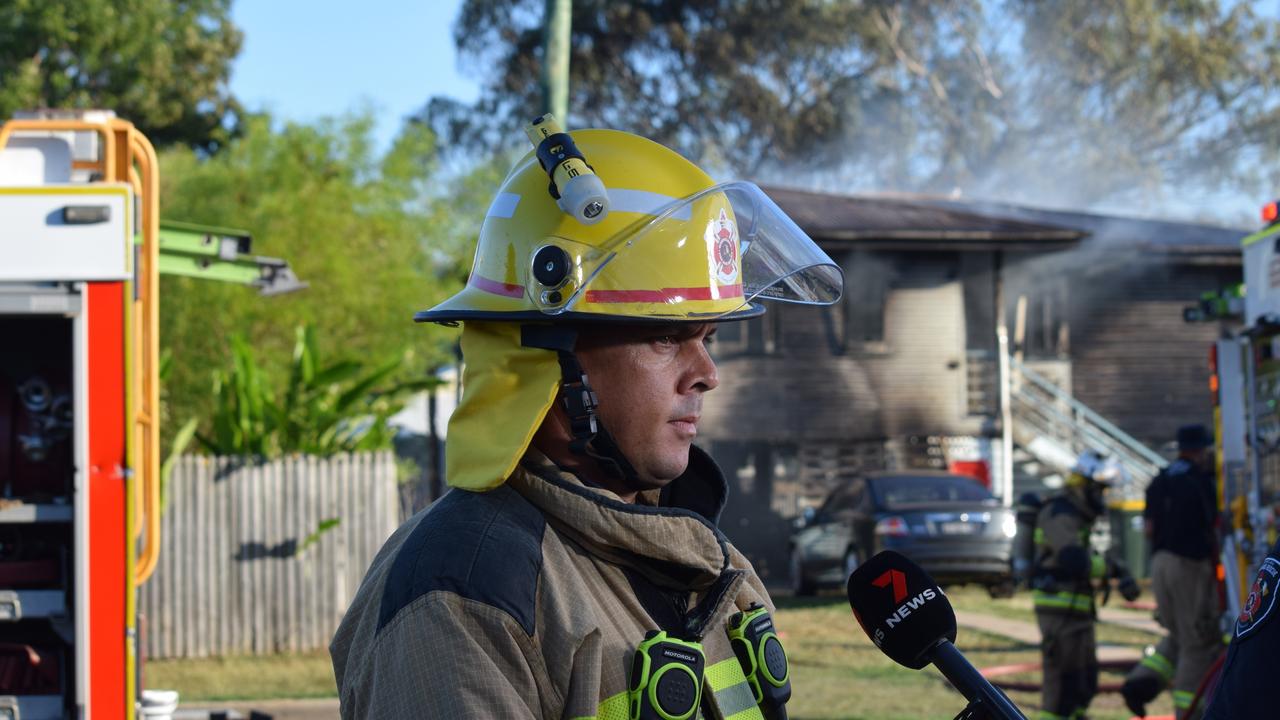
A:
[
  {"left": 1031, "top": 450, "right": 1139, "bottom": 720},
  {"left": 1122, "top": 424, "right": 1222, "bottom": 719}
]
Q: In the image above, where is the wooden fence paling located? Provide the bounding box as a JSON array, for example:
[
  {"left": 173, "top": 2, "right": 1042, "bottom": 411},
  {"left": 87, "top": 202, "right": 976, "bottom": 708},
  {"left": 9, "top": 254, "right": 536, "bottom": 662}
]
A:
[{"left": 140, "top": 451, "right": 398, "bottom": 659}]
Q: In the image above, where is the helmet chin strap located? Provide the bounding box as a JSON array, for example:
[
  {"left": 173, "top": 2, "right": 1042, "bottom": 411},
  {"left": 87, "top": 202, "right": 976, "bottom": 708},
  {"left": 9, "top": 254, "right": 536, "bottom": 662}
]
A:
[{"left": 521, "top": 325, "right": 641, "bottom": 483}]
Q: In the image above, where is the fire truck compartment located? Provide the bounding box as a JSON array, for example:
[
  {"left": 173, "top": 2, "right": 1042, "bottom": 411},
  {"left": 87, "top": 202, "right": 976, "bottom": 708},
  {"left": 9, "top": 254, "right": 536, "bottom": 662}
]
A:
[
  {"left": 1, "top": 315, "right": 74, "bottom": 504},
  {"left": 0, "top": 641, "right": 63, "bottom": 694}
]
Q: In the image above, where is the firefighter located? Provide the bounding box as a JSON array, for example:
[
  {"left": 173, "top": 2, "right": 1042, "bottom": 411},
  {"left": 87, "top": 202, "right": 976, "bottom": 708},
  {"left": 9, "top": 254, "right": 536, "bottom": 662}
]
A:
[
  {"left": 1032, "top": 450, "right": 1137, "bottom": 720},
  {"left": 1201, "top": 536, "right": 1280, "bottom": 719},
  {"left": 1119, "top": 635, "right": 1178, "bottom": 719},
  {"left": 328, "top": 119, "right": 842, "bottom": 718},
  {"left": 1124, "top": 424, "right": 1222, "bottom": 719}
]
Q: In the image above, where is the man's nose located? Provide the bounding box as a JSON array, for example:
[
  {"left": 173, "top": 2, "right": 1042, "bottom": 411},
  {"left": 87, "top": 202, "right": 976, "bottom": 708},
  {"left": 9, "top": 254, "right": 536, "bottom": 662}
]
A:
[{"left": 685, "top": 340, "right": 718, "bottom": 393}]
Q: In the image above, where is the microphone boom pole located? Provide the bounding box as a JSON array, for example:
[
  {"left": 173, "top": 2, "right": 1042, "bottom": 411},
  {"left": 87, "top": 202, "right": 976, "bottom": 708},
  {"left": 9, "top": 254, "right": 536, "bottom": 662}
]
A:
[{"left": 931, "top": 640, "right": 1025, "bottom": 719}]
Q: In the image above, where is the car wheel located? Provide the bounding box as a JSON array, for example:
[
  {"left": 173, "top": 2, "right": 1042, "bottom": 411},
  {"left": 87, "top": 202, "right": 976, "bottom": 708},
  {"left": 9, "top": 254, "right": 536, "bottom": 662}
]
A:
[
  {"left": 790, "top": 548, "right": 816, "bottom": 597},
  {"left": 842, "top": 547, "right": 862, "bottom": 580}
]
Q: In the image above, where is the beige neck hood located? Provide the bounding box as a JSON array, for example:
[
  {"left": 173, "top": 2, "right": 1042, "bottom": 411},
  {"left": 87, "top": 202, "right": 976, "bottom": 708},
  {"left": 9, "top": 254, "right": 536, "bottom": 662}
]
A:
[{"left": 508, "top": 446, "right": 733, "bottom": 593}]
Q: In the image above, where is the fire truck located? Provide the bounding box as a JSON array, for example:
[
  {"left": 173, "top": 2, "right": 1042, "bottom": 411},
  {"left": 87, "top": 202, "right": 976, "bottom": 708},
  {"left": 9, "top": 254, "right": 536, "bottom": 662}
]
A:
[
  {"left": 0, "top": 111, "right": 299, "bottom": 720},
  {"left": 1197, "top": 202, "right": 1280, "bottom": 621}
]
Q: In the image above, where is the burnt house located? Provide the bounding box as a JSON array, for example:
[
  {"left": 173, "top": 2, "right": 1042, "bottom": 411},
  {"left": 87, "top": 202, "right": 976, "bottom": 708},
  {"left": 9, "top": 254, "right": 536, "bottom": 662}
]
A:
[
  {"left": 702, "top": 188, "right": 1243, "bottom": 585},
  {"left": 932, "top": 200, "right": 1243, "bottom": 448}
]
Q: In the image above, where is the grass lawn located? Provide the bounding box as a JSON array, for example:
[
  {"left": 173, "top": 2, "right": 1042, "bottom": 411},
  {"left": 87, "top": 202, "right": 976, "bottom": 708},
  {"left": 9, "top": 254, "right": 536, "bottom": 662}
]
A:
[
  {"left": 779, "top": 586, "right": 1172, "bottom": 720},
  {"left": 144, "top": 587, "right": 1174, "bottom": 719},
  {"left": 144, "top": 651, "right": 336, "bottom": 703}
]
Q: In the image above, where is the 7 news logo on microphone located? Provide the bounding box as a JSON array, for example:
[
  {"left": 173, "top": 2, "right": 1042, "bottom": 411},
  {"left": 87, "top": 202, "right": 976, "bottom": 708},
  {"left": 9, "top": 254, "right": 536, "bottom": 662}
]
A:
[{"left": 874, "top": 567, "right": 942, "bottom": 631}]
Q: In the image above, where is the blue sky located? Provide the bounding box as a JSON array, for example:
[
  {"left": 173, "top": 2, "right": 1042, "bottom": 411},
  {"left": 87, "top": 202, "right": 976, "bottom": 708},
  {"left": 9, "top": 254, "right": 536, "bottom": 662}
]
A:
[{"left": 229, "top": 0, "right": 480, "bottom": 150}]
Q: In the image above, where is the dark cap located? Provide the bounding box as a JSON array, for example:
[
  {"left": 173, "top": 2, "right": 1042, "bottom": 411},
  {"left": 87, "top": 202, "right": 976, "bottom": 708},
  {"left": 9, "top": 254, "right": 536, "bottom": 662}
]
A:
[{"left": 1177, "top": 424, "right": 1213, "bottom": 450}]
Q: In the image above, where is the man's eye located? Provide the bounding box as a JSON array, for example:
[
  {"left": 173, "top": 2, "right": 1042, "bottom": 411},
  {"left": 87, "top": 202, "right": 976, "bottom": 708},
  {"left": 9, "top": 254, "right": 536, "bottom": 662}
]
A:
[{"left": 654, "top": 335, "right": 678, "bottom": 346}]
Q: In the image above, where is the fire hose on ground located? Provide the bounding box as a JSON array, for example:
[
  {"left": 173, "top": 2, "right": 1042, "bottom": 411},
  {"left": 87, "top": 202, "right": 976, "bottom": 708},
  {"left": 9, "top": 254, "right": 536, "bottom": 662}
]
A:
[{"left": 978, "top": 649, "right": 1227, "bottom": 718}]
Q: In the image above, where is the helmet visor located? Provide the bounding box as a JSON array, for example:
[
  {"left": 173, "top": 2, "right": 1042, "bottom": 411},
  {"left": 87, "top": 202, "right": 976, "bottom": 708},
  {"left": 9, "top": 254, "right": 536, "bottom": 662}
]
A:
[{"left": 528, "top": 181, "right": 844, "bottom": 319}]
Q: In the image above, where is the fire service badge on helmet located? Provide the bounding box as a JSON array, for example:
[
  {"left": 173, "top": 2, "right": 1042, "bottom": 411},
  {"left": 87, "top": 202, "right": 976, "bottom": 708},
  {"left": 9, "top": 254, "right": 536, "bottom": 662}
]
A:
[{"left": 708, "top": 208, "right": 739, "bottom": 286}]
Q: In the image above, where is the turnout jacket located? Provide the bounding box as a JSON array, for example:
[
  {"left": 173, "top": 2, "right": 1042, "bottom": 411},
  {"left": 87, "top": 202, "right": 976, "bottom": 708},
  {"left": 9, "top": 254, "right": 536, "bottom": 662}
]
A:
[
  {"left": 330, "top": 446, "right": 775, "bottom": 719},
  {"left": 1033, "top": 491, "right": 1104, "bottom": 616}
]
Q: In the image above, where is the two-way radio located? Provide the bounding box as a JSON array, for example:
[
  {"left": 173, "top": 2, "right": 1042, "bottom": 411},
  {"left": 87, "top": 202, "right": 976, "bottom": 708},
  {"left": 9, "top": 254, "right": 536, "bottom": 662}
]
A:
[
  {"left": 628, "top": 630, "right": 705, "bottom": 720},
  {"left": 727, "top": 603, "right": 791, "bottom": 720}
]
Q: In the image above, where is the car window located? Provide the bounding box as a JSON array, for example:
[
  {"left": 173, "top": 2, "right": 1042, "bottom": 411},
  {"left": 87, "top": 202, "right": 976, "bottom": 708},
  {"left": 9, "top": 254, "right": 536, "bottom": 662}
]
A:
[
  {"left": 870, "top": 475, "right": 994, "bottom": 508},
  {"left": 819, "top": 479, "right": 866, "bottom": 518}
]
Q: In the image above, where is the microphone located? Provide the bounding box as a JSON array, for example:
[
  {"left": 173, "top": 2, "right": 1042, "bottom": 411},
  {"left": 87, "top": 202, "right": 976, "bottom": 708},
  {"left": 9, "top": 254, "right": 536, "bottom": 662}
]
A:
[{"left": 847, "top": 550, "right": 1027, "bottom": 720}]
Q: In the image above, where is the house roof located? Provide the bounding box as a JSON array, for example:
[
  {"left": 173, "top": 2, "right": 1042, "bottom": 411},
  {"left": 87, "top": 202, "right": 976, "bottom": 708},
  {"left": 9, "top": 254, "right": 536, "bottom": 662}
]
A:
[
  {"left": 762, "top": 185, "right": 1085, "bottom": 251},
  {"left": 923, "top": 198, "right": 1247, "bottom": 246},
  {"left": 919, "top": 197, "right": 1247, "bottom": 265}
]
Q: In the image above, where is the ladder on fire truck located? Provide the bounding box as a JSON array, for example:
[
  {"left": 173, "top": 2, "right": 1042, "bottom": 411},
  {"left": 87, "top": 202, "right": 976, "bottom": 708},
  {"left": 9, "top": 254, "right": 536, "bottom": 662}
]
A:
[{"left": 0, "top": 110, "right": 299, "bottom": 720}]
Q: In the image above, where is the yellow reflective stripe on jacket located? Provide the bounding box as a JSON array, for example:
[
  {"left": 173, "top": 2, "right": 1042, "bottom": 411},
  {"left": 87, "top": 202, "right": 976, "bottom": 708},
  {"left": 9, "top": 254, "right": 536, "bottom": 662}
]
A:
[
  {"left": 1090, "top": 554, "right": 1106, "bottom": 579},
  {"left": 705, "top": 656, "right": 766, "bottom": 720},
  {"left": 1032, "top": 590, "right": 1093, "bottom": 614},
  {"left": 1173, "top": 689, "right": 1195, "bottom": 709},
  {"left": 576, "top": 660, "right": 763, "bottom": 720},
  {"left": 571, "top": 690, "right": 630, "bottom": 720},
  {"left": 1140, "top": 652, "right": 1174, "bottom": 681}
]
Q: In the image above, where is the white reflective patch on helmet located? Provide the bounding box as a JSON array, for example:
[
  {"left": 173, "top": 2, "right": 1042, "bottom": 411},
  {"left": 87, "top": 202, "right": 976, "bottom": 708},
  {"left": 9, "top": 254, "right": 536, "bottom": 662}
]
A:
[
  {"left": 608, "top": 188, "right": 691, "bottom": 220},
  {"left": 486, "top": 192, "right": 521, "bottom": 219}
]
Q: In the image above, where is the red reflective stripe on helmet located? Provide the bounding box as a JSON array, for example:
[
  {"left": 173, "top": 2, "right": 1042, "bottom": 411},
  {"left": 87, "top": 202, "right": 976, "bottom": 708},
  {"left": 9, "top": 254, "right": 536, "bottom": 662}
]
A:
[
  {"left": 586, "top": 284, "right": 743, "bottom": 304},
  {"left": 470, "top": 275, "right": 525, "bottom": 299}
]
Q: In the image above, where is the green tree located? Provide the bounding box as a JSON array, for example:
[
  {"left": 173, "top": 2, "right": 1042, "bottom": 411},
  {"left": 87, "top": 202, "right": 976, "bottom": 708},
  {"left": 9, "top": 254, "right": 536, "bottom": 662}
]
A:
[
  {"left": 0, "top": 0, "right": 242, "bottom": 151},
  {"left": 434, "top": 0, "right": 1280, "bottom": 208},
  {"left": 201, "top": 325, "right": 435, "bottom": 457},
  {"left": 158, "top": 112, "right": 465, "bottom": 435}
]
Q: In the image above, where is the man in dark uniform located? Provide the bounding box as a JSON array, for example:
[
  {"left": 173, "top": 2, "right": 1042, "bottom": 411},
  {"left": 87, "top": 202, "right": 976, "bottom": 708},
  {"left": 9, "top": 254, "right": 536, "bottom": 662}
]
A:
[
  {"left": 1125, "top": 425, "right": 1222, "bottom": 719},
  {"left": 1202, "top": 536, "right": 1280, "bottom": 718}
]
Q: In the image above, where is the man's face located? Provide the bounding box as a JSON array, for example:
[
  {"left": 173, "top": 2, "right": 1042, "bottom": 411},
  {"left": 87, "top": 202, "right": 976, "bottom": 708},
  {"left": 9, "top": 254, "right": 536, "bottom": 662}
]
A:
[
  {"left": 574, "top": 322, "right": 719, "bottom": 488},
  {"left": 1191, "top": 448, "right": 1214, "bottom": 472},
  {"left": 1180, "top": 446, "right": 1210, "bottom": 470}
]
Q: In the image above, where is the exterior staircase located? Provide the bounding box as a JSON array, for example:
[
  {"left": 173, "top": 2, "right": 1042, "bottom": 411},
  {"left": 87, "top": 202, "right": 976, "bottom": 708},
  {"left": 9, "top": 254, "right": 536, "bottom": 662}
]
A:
[{"left": 1008, "top": 357, "right": 1166, "bottom": 504}]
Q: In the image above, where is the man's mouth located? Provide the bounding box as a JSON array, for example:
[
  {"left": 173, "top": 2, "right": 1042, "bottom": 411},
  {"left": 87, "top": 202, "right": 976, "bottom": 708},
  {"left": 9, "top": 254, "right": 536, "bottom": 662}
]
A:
[{"left": 669, "top": 415, "right": 699, "bottom": 438}]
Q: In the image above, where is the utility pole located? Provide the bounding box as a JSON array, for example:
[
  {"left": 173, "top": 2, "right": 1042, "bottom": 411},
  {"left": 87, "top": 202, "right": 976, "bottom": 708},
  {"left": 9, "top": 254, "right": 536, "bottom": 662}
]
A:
[{"left": 542, "top": 0, "right": 571, "bottom": 122}]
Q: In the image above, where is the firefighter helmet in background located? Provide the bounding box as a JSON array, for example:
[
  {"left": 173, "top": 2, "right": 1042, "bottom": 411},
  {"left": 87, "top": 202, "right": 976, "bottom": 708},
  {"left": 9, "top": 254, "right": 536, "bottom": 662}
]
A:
[
  {"left": 418, "top": 123, "right": 844, "bottom": 492},
  {"left": 1067, "top": 449, "right": 1122, "bottom": 516},
  {"left": 1070, "top": 450, "right": 1122, "bottom": 484}
]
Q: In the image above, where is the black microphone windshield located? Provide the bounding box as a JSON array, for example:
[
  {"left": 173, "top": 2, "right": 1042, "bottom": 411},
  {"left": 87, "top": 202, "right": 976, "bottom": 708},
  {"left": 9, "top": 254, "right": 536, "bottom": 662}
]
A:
[{"left": 847, "top": 550, "right": 957, "bottom": 670}]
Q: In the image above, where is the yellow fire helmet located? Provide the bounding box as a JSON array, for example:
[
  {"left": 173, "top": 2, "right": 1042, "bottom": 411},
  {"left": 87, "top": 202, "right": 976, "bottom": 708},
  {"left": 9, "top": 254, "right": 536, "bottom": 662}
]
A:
[{"left": 418, "top": 120, "right": 844, "bottom": 491}]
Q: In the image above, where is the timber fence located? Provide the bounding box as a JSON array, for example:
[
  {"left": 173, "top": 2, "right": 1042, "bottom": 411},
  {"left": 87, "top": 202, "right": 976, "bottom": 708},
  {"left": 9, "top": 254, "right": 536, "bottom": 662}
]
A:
[{"left": 139, "top": 452, "right": 399, "bottom": 659}]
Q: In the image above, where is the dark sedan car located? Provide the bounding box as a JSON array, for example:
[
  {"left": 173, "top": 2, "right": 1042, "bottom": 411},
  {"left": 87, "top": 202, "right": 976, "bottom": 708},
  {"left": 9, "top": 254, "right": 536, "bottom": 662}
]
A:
[{"left": 788, "top": 471, "right": 1016, "bottom": 596}]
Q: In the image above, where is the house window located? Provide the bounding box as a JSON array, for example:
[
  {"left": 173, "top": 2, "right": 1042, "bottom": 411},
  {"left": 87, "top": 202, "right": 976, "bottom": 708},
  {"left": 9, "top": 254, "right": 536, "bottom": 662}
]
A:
[
  {"left": 1017, "top": 280, "right": 1069, "bottom": 359},
  {"left": 711, "top": 305, "right": 782, "bottom": 357},
  {"left": 747, "top": 308, "right": 781, "bottom": 355},
  {"left": 843, "top": 250, "right": 892, "bottom": 349}
]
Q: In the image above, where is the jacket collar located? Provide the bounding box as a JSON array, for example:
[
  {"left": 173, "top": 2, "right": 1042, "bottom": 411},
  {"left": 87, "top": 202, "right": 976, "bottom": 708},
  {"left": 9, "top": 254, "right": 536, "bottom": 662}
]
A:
[{"left": 508, "top": 446, "right": 731, "bottom": 591}]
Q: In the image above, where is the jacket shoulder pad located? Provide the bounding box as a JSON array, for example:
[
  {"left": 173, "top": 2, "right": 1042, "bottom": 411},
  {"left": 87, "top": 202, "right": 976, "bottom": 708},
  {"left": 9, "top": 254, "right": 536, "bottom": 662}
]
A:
[{"left": 377, "top": 484, "right": 546, "bottom": 636}]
